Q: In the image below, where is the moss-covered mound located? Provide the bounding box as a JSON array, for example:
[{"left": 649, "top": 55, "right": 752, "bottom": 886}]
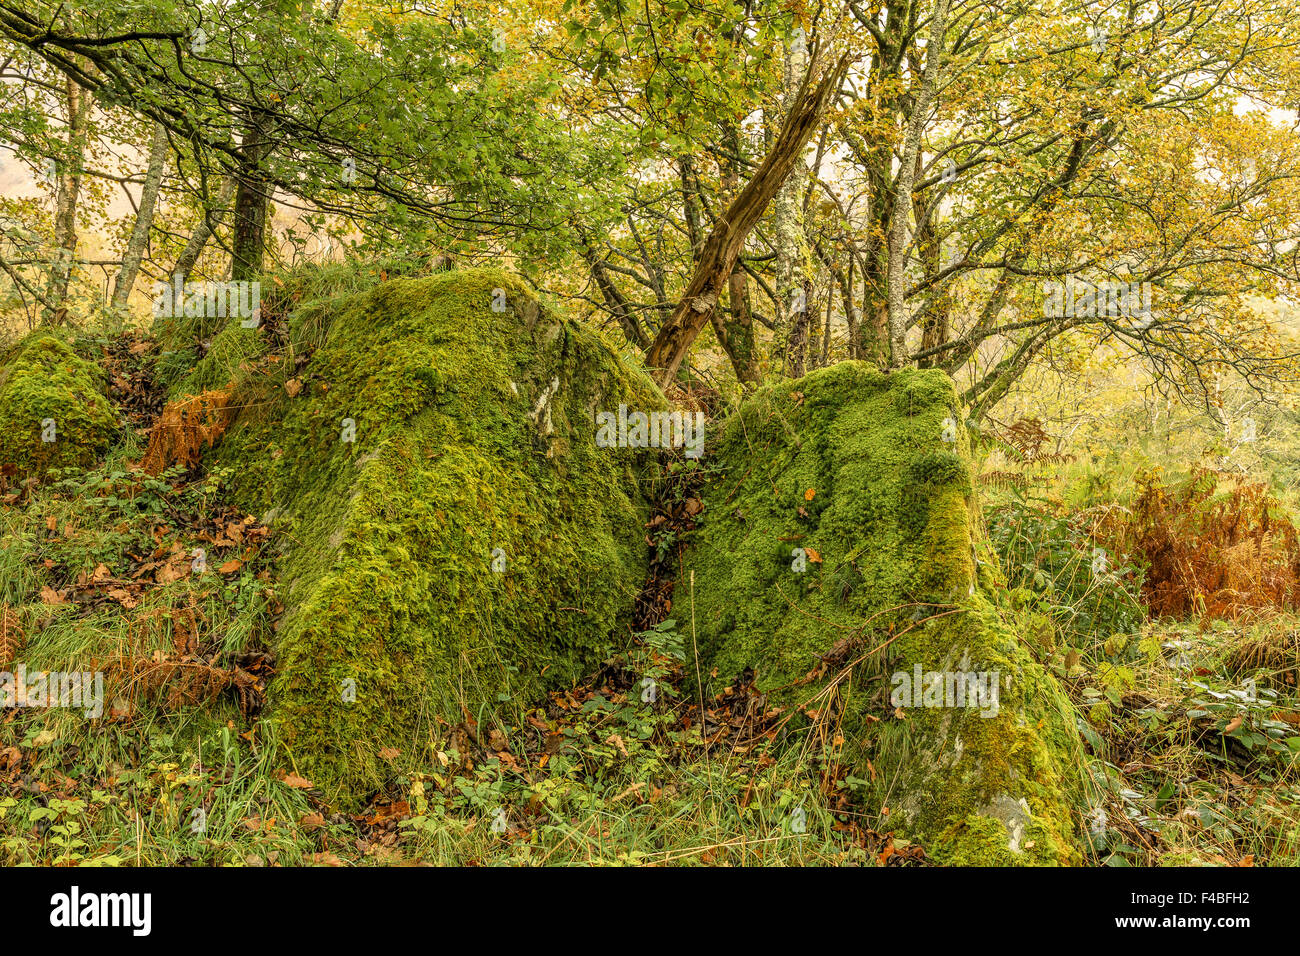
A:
[
  {"left": 152, "top": 258, "right": 439, "bottom": 397},
  {"left": 679, "top": 361, "right": 1085, "bottom": 865},
  {"left": 163, "top": 318, "right": 262, "bottom": 400},
  {"left": 0, "top": 333, "right": 117, "bottom": 481},
  {"left": 206, "top": 268, "right": 666, "bottom": 801}
]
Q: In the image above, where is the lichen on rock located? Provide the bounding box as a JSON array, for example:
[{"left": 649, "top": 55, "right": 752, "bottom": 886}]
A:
[
  {"left": 678, "top": 361, "right": 1085, "bottom": 865},
  {"left": 205, "top": 267, "right": 667, "bottom": 802},
  {"left": 0, "top": 332, "right": 118, "bottom": 481}
]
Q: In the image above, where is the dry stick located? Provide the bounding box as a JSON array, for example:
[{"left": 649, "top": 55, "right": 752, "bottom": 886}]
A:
[{"left": 768, "top": 606, "right": 967, "bottom": 739}]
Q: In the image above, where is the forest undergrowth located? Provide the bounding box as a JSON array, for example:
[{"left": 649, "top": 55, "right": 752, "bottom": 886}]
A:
[{"left": 2, "top": 328, "right": 1299, "bottom": 866}]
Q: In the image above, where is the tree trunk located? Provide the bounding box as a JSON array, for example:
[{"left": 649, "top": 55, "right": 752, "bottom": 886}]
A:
[
  {"left": 722, "top": 265, "right": 759, "bottom": 383},
  {"left": 786, "top": 276, "right": 811, "bottom": 377},
  {"left": 110, "top": 122, "right": 169, "bottom": 313},
  {"left": 644, "top": 54, "right": 848, "bottom": 387},
  {"left": 43, "top": 76, "right": 93, "bottom": 322},
  {"left": 772, "top": 34, "right": 810, "bottom": 369},
  {"left": 816, "top": 278, "right": 833, "bottom": 369},
  {"left": 886, "top": 0, "right": 951, "bottom": 368},
  {"left": 716, "top": 119, "right": 759, "bottom": 384},
  {"left": 831, "top": 256, "right": 858, "bottom": 364},
  {"left": 577, "top": 224, "right": 648, "bottom": 349},
  {"left": 915, "top": 155, "right": 949, "bottom": 367},
  {"left": 172, "top": 177, "right": 237, "bottom": 285},
  {"left": 231, "top": 110, "right": 272, "bottom": 282}
]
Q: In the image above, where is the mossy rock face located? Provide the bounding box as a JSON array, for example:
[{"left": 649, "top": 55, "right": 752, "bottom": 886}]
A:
[
  {"left": 0, "top": 333, "right": 117, "bottom": 481},
  {"left": 208, "top": 268, "right": 666, "bottom": 802},
  {"left": 679, "top": 361, "right": 1084, "bottom": 865}
]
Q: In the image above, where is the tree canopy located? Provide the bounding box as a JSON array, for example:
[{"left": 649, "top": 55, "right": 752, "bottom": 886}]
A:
[{"left": 1, "top": 0, "right": 1297, "bottom": 413}]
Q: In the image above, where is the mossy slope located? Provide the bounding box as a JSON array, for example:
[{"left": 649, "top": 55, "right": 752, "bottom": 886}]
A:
[
  {"left": 207, "top": 268, "right": 665, "bottom": 802},
  {"left": 153, "top": 258, "right": 440, "bottom": 397},
  {"left": 680, "top": 361, "right": 1084, "bottom": 865},
  {"left": 0, "top": 333, "right": 117, "bottom": 481}
]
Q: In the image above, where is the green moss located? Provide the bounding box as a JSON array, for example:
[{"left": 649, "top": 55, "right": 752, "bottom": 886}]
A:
[
  {"left": 152, "top": 258, "right": 441, "bottom": 395},
  {"left": 932, "top": 809, "right": 1073, "bottom": 866},
  {"left": 207, "top": 267, "right": 666, "bottom": 803},
  {"left": 0, "top": 333, "right": 117, "bottom": 481},
  {"left": 679, "top": 361, "right": 1084, "bottom": 865},
  {"left": 882, "top": 602, "right": 1084, "bottom": 866},
  {"left": 167, "top": 320, "right": 264, "bottom": 398}
]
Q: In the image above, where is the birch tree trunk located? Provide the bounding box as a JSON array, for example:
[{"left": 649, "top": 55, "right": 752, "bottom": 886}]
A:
[
  {"left": 172, "top": 177, "right": 236, "bottom": 285},
  {"left": 110, "top": 122, "right": 169, "bottom": 313},
  {"left": 786, "top": 276, "right": 812, "bottom": 376},
  {"left": 772, "top": 33, "right": 810, "bottom": 372},
  {"left": 840, "top": 0, "right": 906, "bottom": 365},
  {"left": 43, "top": 76, "right": 93, "bottom": 322}
]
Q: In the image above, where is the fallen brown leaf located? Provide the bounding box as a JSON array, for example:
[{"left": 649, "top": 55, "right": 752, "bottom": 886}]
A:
[
  {"left": 39, "top": 586, "right": 66, "bottom": 605},
  {"left": 105, "top": 588, "right": 139, "bottom": 609}
]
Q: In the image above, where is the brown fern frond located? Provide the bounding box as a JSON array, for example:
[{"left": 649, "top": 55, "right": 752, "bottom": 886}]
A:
[
  {"left": 0, "top": 603, "right": 23, "bottom": 666},
  {"left": 140, "top": 389, "right": 234, "bottom": 476},
  {"left": 1027, "top": 452, "right": 1076, "bottom": 467},
  {"left": 105, "top": 647, "right": 269, "bottom": 718},
  {"left": 1100, "top": 468, "right": 1300, "bottom": 619},
  {"left": 985, "top": 416, "right": 1048, "bottom": 460},
  {"left": 985, "top": 416, "right": 1074, "bottom": 466},
  {"left": 229, "top": 667, "right": 266, "bottom": 717},
  {"left": 168, "top": 596, "right": 205, "bottom": 657},
  {"left": 108, "top": 654, "right": 222, "bottom": 709}
]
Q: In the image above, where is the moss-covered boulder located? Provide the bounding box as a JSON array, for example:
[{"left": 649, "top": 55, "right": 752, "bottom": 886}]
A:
[
  {"left": 679, "top": 361, "right": 1085, "bottom": 865},
  {"left": 208, "top": 268, "right": 666, "bottom": 801},
  {"left": 0, "top": 333, "right": 117, "bottom": 481}
]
